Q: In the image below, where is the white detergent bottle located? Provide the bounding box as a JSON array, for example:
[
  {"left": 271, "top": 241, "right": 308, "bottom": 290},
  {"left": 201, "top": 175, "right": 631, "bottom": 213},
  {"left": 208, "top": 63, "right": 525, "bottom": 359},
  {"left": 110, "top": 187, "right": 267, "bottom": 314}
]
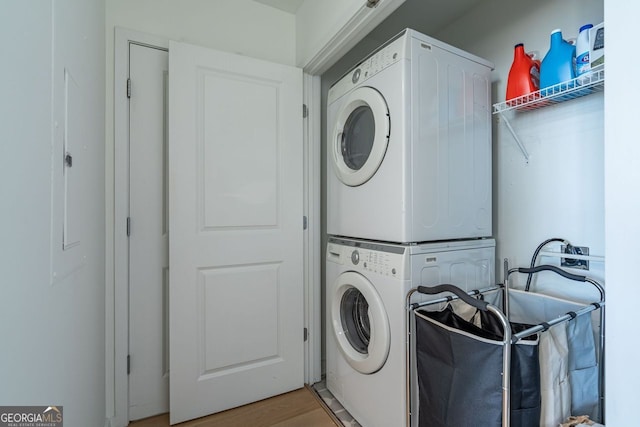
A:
[{"left": 576, "top": 24, "right": 593, "bottom": 75}]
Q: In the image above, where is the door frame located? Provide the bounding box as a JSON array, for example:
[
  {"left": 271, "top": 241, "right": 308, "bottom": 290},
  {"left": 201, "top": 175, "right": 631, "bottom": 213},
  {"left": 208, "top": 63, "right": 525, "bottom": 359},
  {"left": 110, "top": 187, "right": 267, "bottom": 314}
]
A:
[
  {"left": 111, "top": 27, "right": 321, "bottom": 426},
  {"left": 112, "top": 28, "right": 169, "bottom": 427}
]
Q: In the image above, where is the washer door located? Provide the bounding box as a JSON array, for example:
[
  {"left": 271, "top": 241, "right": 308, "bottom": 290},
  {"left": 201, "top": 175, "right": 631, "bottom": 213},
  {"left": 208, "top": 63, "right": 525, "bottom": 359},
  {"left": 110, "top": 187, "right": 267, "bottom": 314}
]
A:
[
  {"left": 331, "top": 271, "right": 390, "bottom": 374},
  {"left": 332, "top": 86, "right": 390, "bottom": 187}
]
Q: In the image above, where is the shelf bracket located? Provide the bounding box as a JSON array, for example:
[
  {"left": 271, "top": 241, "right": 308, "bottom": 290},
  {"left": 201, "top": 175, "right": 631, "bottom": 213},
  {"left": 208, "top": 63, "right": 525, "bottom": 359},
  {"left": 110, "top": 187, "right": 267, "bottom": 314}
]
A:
[
  {"left": 492, "top": 65, "right": 604, "bottom": 165},
  {"left": 497, "top": 111, "right": 530, "bottom": 163}
]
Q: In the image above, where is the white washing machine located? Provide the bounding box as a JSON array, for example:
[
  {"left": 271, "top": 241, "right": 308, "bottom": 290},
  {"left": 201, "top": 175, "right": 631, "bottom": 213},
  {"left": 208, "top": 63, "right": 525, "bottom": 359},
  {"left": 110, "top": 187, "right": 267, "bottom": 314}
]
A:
[
  {"left": 327, "top": 29, "right": 494, "bottom": 243},
  {"left": 325, "top": 236, "right": 495, "bottom": 427}
]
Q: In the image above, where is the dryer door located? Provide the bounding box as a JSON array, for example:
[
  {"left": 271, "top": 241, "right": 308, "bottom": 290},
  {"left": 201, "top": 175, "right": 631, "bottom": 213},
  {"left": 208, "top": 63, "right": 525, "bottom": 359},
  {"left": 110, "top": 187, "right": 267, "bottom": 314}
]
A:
[
  {"left": 331, "top": 271, "right": 390, "bottom": 374},
  {"left": 331, "top": 86, "right": 389, "bottom": 187}
]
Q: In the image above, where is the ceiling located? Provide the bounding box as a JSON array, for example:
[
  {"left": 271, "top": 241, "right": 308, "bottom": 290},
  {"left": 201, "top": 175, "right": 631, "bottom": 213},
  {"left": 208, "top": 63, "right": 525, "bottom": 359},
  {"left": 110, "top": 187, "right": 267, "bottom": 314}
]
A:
[
  {"left": 253, "top": 0, "right": 305, "bottom": 14},
  {"left": 367, "top": 0, "right": 487, "bottom": 43},
  {"left": 252, "top": 0, "right": 486, "bottom": 31},
  {"left": 253, "top": 0, "right": 486, "bottom": 33}
]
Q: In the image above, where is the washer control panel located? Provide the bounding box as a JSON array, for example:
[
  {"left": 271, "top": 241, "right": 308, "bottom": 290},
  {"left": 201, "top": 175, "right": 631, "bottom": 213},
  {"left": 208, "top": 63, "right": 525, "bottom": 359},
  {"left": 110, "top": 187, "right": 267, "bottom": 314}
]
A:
[
  {"left": 327, "top": 237, "right": 407, "bottom": 279},
  {"left": 360, "top": 248, "right": 398, "bottom": 276}
]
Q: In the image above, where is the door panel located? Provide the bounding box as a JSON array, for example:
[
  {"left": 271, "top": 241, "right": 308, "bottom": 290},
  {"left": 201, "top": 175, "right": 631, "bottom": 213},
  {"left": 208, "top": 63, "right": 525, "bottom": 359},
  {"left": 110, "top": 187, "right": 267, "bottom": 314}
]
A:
[
  {"left": 201, "top": 264, "right": 280, "bottom": 371},
  {"left": 201, "top": 72, "right": 278, "bottom": 228},
  {"left": 128, "top": 43, "right": 170, "bottom": 421},
  {"left": 169, "top": 40, "right": 303, "bottom": 425}
]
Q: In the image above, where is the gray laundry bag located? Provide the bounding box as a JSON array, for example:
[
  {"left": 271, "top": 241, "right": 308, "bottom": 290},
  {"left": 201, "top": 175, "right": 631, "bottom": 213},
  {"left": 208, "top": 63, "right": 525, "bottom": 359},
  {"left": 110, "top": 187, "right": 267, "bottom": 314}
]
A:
[{"left": 414, "top": 293, "right": 540, "bottom": 427}]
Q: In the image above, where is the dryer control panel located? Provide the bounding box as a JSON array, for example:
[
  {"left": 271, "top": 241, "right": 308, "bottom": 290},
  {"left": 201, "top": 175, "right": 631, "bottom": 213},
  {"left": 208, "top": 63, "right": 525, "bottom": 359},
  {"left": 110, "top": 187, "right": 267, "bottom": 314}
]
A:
[
  {"left": 328, "top": 34, "right": 406, "bottom": 103},
  {"left": 326, "top": 237, "right": 408, "bottom": 279}
]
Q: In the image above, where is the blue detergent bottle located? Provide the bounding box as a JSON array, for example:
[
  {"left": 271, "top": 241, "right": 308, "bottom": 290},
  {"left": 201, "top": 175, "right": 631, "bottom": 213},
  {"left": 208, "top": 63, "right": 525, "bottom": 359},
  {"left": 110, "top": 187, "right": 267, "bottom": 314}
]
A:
[{"left": 540, "top": 29, "right": 576, "bottom": 89}]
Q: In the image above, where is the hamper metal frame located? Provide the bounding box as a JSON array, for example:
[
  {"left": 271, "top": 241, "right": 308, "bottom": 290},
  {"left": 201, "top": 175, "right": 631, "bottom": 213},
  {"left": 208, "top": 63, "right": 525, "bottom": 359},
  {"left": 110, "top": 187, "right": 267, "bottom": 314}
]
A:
[{"left": 405, "top": 263, "right": 605, "bottom": 427}]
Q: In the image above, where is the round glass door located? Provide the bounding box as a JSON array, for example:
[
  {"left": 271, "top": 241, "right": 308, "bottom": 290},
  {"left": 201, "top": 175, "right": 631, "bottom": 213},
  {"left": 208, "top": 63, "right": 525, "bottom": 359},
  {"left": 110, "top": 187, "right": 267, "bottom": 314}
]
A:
[
  {"left": 332, "top": 87, "right": 389, "bottom": 187},
  {"left": 331, "top": 271, "right": 390, "bottom": 374},
  {"left": 340, "top": 287, "right": 371, "bottom": 354}
]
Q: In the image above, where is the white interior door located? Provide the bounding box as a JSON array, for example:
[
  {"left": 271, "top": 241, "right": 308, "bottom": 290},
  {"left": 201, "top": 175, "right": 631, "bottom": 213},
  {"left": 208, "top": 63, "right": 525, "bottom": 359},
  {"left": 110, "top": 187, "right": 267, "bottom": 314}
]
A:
[
  {"left": 168, "top": 41, "right": 304, "bottom": 425},
  {"left": 128, "top": 43, "right": 169, "bottom": 421}
]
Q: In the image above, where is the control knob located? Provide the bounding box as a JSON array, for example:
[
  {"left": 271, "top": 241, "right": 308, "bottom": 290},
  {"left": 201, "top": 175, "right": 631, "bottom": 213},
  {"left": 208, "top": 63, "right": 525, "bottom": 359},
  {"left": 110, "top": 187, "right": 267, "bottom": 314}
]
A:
[{"left": 351, "top": 250, "right": 360, "bottom": 265}]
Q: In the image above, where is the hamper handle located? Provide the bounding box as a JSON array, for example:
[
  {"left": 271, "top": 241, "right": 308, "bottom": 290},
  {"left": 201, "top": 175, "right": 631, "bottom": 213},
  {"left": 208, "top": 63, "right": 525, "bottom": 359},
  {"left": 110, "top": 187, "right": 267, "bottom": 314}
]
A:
[
  {"left": 417, "top": 284, "right": 490, "bottom": 311},
  {"left": 517, "top": 265, "right": 586, "bottom": 282}
]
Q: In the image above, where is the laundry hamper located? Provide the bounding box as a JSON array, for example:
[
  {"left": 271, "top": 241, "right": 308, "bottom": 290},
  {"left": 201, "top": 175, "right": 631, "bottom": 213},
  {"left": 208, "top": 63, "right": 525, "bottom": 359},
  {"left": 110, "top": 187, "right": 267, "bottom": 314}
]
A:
[
  {"left": 412, "top": 284, "right": 540, "bottom": 427},
  {"left": 503, "top": 265, "right": 605, "bottom": 425},
  {"left": 406, "top": 264, "right": 605, "bottom": 427}
]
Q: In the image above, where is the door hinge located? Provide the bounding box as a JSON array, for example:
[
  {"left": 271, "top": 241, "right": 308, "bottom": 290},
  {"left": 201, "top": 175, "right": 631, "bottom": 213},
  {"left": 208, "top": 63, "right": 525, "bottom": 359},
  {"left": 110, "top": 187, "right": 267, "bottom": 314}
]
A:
[
  {"left": 304, "top": 327, "right": 308, "bottom": 342},
  {"left": 366, "top": 0, "right": 380, "bottom": 8},
  {"left": 302, "top": 104, "right": 308, "bottom": 118},
  {"left": 126, "top": 217, "right": 131, "bottom": 237},
  {"left": 127, "top": 78, "right": 132, "bottom": 98},
  {"left": 303, "top": 216, "right": 308, "bottom": 230},
  {"left": 127, "top": 355, "right": 131, "bottom": 375}
]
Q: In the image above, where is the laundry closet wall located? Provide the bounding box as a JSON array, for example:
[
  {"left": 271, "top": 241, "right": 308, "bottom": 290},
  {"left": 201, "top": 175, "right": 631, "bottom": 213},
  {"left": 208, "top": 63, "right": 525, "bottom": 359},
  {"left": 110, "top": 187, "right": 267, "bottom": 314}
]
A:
[
  {"left": 321, "top": 0, "right": 604, "bottom": 311},
  {"left": 433, "top": 0, "right": 605, "bottom": 296},
  {"left": 320, "top": 0, "right": 604, "bottom": 413}
]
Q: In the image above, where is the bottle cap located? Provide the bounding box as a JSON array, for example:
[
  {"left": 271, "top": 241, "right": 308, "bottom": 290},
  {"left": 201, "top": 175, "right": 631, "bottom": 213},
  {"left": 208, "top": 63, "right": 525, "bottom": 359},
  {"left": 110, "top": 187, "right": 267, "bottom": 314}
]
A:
[
  {"left": 551, "top": 29, "right": 562, "bottom": 35},
  {"left": 579, "top": 24, "right": 593, "bottom": 32},
  {"left": 515, "top": 43, "right": 524, "bottom": 48}
]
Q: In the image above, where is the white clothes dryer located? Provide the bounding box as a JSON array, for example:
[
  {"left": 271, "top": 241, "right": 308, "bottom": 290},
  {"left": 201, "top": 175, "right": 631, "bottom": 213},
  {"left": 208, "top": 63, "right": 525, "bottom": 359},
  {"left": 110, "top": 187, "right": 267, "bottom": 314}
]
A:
[
  {"left": 325, "top": 236, "right": 495, "bottom": 427},
  {"left": 327, "top": 29, "right": 494, "bottom": 243}
]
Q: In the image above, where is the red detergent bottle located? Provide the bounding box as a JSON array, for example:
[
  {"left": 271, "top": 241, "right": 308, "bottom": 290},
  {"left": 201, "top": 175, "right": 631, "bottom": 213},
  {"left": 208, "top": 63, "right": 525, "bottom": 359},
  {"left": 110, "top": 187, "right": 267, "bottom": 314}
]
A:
[{"left": 506, "top": 43, "right": 540, "bottom": 102}]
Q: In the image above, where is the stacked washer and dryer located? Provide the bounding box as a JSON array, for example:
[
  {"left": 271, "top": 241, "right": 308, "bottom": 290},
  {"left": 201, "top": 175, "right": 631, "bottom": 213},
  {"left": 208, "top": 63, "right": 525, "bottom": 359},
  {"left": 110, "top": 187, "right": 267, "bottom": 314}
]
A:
[{"left": 325, "top": 29, "right": 496, "bottom": 427}]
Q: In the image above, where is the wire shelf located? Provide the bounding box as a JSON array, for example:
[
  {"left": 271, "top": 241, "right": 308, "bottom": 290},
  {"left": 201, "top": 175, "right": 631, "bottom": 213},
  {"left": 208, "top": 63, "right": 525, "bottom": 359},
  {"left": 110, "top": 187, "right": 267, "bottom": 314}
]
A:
[{"left": 493, "top": 65, "right": 605, "bottom": 114}]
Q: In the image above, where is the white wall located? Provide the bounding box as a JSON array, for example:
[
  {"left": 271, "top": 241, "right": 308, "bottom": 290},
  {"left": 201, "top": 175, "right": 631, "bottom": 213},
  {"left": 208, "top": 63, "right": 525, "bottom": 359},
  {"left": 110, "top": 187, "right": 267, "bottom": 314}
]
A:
[
  {"left": 104, "top": 1, "right": 296, "bottom": 421},
  {"left": 296, "top": 0, "right": 367, "bottom": 68},
  {"left": 603, "top": 0, "right": 640, "bottom": 423},
  {"left": 321, "top": 0, "right": 615, "bottom": 416},
  {"left": 106, "top": 0, "right": 296, "bottom": 67},
  {"left": 296, "top": 0, "right": 406, "bottom": 72},
  {"left": 0, "top": 1, "right": 106, "bottom": 426},
  {"left": 435, "top": 0, "right": 605, "bottom": 296}
]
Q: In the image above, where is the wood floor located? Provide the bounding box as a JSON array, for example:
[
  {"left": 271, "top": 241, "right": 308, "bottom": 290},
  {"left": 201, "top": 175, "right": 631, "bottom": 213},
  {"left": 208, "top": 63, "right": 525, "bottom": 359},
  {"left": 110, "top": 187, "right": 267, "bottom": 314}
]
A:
[{"left": 129, "top": 386, "right": 341, "bottom": 427}]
